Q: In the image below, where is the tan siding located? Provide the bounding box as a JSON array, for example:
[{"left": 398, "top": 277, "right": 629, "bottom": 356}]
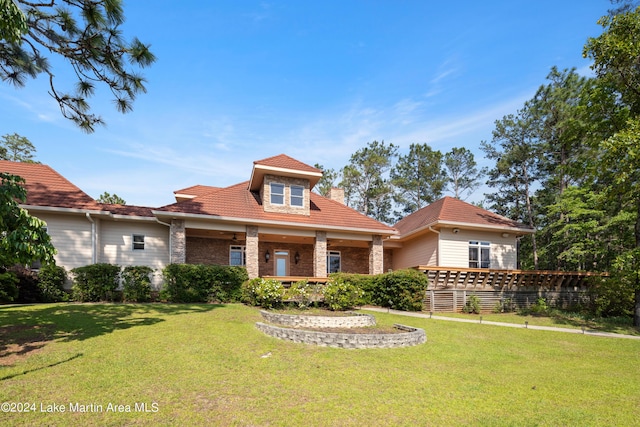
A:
[
  {"left": 391, "top": 233, "right": 438, "bottom": 270},
  {"left": 99, "top": 221, "right": 170, "bottom": 288},
  {"left": 100, "top": 221, "right": 169, "bottom": 267},
  {"left": 439, "top": 228, "right": 518, "bottom": 269},
  {"left": 36, "top": 212, "right": 94, "bottom": 270}
]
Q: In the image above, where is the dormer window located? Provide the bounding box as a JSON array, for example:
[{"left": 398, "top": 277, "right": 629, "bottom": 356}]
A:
[
  {"left": 270, "top": 183, "right": 284, "bottom": 205},
  {"left": 262, "top": 175, "right": 311, "bottom": 216},
  {"left": 291, "top": 185, "right": 304, "bottom": 207}
]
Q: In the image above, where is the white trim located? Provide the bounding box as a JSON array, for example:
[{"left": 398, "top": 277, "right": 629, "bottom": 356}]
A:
[
  {"left": 132, "top": 234, "right": 145, "bottom": 251},
  {"left": 229, "top": 245, "right": 246, "bottom": 266},
  {"left": 22, "top": 205, "right": 107, "bottom": 216},
  {"left": 290, "top": 184, "right": 304, "bottom": 208},
  {"left": 270, "top": 182, "right": 285, "bottom": 205},
  {"left": 22, "top": 204, "right": 156, "bottom": 222},
  {"left": 395, "top": 220, "right": 533, "bottom": 241},
  {"left": 327, "top": 250, "right": 341, "bottom": 274}
]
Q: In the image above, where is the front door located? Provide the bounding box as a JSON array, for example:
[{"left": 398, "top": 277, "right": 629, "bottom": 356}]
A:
[{"left": 275, "top": 250, "right": 289, "bottom": 276}]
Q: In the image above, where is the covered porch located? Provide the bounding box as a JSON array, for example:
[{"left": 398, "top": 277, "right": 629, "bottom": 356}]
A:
[{"left": 167, "top": 219, "right": 388, "bottom": 279}]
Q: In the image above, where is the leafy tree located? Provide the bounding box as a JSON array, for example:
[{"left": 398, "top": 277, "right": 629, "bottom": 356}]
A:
[
  {"left": 0, "top": 172, "right": 56, "bottom": 269},
  {"left": 482, "top": 106, "right": 541, "bottom": 268},
  {"left": 526, "top": 68, "right": 594, "bottom": 270},
  {"left": 340, "top": 140, "right": 397, "bottom": 223},
  {"left": 313, "top": 163, "right": 339, "bottom": 197},
  {"left": 0, "top": 133, "right": 37, "bottom": 162},
  {"left": 443, "top": 146, "right": 485, "bottom": 200},
  {"left": 0, "top": 0, "right": 156, "bottom": 132},
  {"left": 530, "top": 68, "right": 591, "bottom": 195},
  {"left": 97, "top": 191, "right": 126, "bottom": 204},
  {"left": 584, "top": 6, "right": 640, "bottom": 325},
  {"left": 391, "top": 143, "right": 445, "bottom": 217},
  {"left": 608, "top": 0, "right": 640, "bottom": 15}
]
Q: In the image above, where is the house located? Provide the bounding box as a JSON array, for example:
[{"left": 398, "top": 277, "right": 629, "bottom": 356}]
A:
[
  {"left": 0, "top": 160, "right": 170, "bottom": 287},
  {"left": 388, "top": 196, "right": 533, "bottom": 270},
  {"left": 153, "top": 154, "right": 397, "bottom": 279},
  {"left": 1, "top": 154, "right": 534, "bottom": 289}
]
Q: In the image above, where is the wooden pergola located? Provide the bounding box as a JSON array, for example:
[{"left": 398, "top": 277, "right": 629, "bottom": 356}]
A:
[
  {"left": 415, "top": 266, "right": 606, "bottom": 291},
  {"left": 414, "top": 266, "right": 608, "bottom": 313}
]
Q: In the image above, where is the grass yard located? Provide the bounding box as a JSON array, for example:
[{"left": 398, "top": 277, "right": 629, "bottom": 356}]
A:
[
  {"left": 432, "top": 311, "right": 640, "bottom": 336},
  {"left": 1, "top": 303, "right": 639, "bottom": 426}
]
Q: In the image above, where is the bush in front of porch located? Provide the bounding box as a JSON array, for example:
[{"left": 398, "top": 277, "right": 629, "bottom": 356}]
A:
[{"left": 161, "top": 264, "right": 248, "bottom": 303}]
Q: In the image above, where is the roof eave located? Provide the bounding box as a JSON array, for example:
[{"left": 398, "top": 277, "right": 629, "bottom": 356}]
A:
[
  {"left": 152, "top": 210, "right": 396, "bottom": 236},
  {"left": 397, "top": 219, "right": 534, "bottom": 240},
  {"left": 248, "top": 164, "right": 323, "bottom": 191},
  {"left": 21, "top": 204, "right": 108, "bottom": 216}
]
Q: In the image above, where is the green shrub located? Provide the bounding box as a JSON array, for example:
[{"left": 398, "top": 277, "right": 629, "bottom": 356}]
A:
[
  {"left": 122, "top": 266, "right": 153, "bottom": 302},
  {"left": 241, "top": 277, "right": 284, "bottom": 309},
  {"left": 322, "top": 276, "right": 364, "bottom": 311},
  {"left": 37, "top": 264, "right": 68, "bottom": 302},
  {"left": 373, "top": 269, "right": 428, "bottom": 311},
  {"left": 529, "top": 297, "right": 549, "bottom": 315},
  {"left": 13, "top": 266, "right": 40, "bottom": 303},
  {"left": 463, "top": 294, "right": 481, "bottom": 314},
  {"left": 587, "top": 276, "right": 634, "bottom": 318},
  {"left": 493, "top": 298, "right": 515, "bottom": 313},
  {"left": 329, "top": 273, "right": 376, "bottom": 305},
  {"left": 71, "top": 263, "right": 120, "bottom": 302},
  {"left": 284, "top": 279, "right": 313, "bottom": 309},
  {"left": 0, "top": 270, "right": 19, "bottom": 303},
  {"left": 161, "top": 264, "right": 247, "bottom": 303}
]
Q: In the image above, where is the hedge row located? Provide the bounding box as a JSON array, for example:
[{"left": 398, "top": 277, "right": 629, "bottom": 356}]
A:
[
  {"left": 241, "top": 269, "right": 430, "bottom": 311},
  {"left": 160, "top": 263, "right": 248, "bottom": 303},
  {"left": 0, "top": 265, "right": 68, "bottom": 304},
  {"left": 0, "top": 263, "right": 250, "bottom": 304}
]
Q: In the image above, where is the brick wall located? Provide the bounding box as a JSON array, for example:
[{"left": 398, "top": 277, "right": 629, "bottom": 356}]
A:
[
  {"left": 255, "top": 322, "right": 426, "bottom": 349},
  {"left": 258, "top": 243, "right": 314, "bottom": 277},
  {"left": 185, "top": 237, "right": 229, "bottom": 264},
  {"left": 330, "top": 246, "right": 369, "bottom": 274}
]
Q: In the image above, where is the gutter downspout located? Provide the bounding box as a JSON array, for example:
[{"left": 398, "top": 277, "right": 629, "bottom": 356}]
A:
[
  {"left": 428, "top": 226, "right": 440, "bottom": 266},
  {"left": 156, "top": 218, "right": 172, "bottom": 264},
  {"left": 85, "top": 213, "right": 96, "bottom": 264}
]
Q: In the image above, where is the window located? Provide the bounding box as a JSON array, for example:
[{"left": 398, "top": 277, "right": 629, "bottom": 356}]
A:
[
  {"left": 132, "top": 234, "right": 145, "bottom": 250},
  {"left": 290, "top": 185, "right": 304, "bottom": 207},
  {"left": 469, "top": 241, "right": 490, "bottom": 268},
  {"left": 230, "top": 245, "right": 246, "bottom": 266},
  {"left": 270, "top": 183, "right": 284, "bottom": 205},
  {"left": 327, "top": 251, "right": 341, "bottom": 274}
]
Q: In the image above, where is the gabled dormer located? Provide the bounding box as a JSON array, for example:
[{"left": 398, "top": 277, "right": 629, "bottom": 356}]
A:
[{"left": 248, "top": 154, "right": 323, "bottom": 216}]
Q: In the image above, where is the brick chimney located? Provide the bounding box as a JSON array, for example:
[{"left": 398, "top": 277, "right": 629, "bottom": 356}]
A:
[{"left": 329, "top": 187, "right": 345, "bottom": 205}]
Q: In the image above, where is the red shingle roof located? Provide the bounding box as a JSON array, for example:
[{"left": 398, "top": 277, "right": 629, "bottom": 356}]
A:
[
  {"left": 100, "top": 204, "right": 155, "bottom": 217},
  {"left": 173, "top": 185, "right": 220, "bottom": 198},
  {"left": 0, "top": 160, "right": 101, "bottom": 210},
  {"left": 394, "top": 196, "right": 532, "bottom": 237},
  {"left": 254, "top": 154, "right": 321, "bottom": 174},
  {"left": 157, "top": 181, "right": 395, "bottom": 234}
]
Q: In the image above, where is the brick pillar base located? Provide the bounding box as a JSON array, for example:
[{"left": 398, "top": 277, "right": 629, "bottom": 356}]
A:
[
  {"left": 314, "top": 231, "right": 327, "bottom": 278},
  {"left": 170, "top": 219, "right": 186, "bottom": 264},
  {"left": 246, "top": 225, "right": 259, "bottom": 279},
  {"left": 369, "top": 234, "right": 383, "bottom": 275}
]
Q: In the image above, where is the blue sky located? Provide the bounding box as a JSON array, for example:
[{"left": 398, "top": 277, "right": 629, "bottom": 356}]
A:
[{"left": 1, "top": 1, "right": 609, "bottom": 207}]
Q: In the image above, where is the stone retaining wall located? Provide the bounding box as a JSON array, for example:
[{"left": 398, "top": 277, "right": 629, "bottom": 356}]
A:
[
  {"left": 255, "top": 322, "right": 426, "bottom": 349},
  {"left": 260, "top": 310, "right": 376, "bottom": 328}
]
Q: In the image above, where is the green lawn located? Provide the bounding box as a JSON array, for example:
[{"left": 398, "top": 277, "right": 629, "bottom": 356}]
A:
[
  {"left": 432, "top": 311, "right": 640, "bottom": 336},
  {"left": 1, "top": 303, "right": 639, "bottom": 426}
]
